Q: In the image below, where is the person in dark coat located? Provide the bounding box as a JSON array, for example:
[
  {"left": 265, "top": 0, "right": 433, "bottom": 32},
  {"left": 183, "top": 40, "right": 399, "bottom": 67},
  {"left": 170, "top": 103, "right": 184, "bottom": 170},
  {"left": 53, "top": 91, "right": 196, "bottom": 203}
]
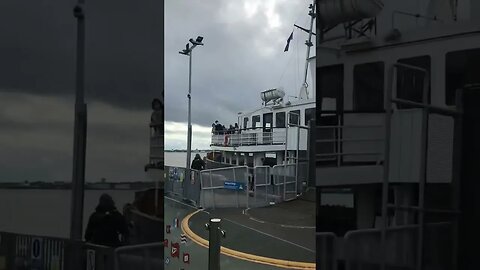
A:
[
  {"left": 191, "top": 154, "right": 205, "bottom": 171},
  {"left": 85, "top": 193, "right": 129, "bottom": 247}
]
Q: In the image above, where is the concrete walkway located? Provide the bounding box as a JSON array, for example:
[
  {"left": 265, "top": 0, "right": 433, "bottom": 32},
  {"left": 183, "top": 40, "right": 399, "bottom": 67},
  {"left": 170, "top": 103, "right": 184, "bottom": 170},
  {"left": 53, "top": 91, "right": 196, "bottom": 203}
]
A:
[{"left": 164, "top": 195, "right": 316, "bottom": 269}]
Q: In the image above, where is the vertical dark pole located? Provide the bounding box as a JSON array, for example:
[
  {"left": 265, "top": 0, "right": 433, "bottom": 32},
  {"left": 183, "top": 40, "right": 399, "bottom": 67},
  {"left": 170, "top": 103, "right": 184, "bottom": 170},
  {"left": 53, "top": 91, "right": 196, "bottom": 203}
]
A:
[
  {"left": 70, "top": 2, "right": 87, "bottom": 268},
  {"left": 208, "top": 218, "right": 222, "bottom": 270}
]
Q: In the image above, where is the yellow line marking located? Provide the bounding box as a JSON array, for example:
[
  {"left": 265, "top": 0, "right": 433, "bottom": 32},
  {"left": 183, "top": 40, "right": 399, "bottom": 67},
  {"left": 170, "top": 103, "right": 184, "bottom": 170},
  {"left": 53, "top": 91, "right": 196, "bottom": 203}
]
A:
[{"left": 181, "top": 210, "right": 316, "bottom": 270}]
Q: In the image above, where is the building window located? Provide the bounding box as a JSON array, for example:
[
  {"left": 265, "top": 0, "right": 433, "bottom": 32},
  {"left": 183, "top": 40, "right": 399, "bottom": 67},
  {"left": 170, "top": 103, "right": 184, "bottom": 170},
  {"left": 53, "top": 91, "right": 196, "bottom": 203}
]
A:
[
  {"left": 276, "top": 112, "right": 285, "bottom": 128},
  {"left": 446, "top": 49, "right": 480, "bottom": 105},
  {"left": 353, "top": 62, "right": 384, "bottom": 111},
  {"left": 305, "top": 108, "right": 315, "bottom": 126},
  {"left": 252, "top": 115, "right": 260, "bottom": 128},
  {"left": 397, "top": 56, "right": 431, "bottom": 108},
  {"left": 289, "top": 110, "right": 300, "bottom": 125}
]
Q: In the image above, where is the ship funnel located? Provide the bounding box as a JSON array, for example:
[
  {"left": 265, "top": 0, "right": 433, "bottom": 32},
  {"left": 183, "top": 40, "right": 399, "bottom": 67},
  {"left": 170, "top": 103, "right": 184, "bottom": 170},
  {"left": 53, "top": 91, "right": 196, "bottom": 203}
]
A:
[
  {"left": 261, "top": 88, "right": 285, "bottom": 105},
  {"left": 318, "top": 0, "right": 384, "bottom": 27}
]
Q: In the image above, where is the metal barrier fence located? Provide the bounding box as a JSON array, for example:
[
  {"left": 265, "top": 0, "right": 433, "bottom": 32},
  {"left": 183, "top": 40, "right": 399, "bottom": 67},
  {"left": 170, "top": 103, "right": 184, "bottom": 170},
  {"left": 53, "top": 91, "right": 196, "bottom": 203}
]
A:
[
  {"left": 316, "top": 232, "right": 337, "bottom": 270},
  {"left": 272, "top": 164, "right": 298, "bottom": 201},
  {"left": 343, "top": 222, "right": 452, "bottom": 270},
  {"left": 0, "top": 231, "right": 114, "bottom": 270},
  {"left": 166, "top": 163, "right": 310, "bottom": 208},
  {"left": 199, "top": 166, "right": 249, "bottom": 209},
  {"left": 252, "top": 166, "right": 274, "bottom": 207},
  {"left": 165, "top": 166, "right": 201, "bottom": 207},
  {"left": 114, "top": 242, "right": 163, "bottom": 270}
]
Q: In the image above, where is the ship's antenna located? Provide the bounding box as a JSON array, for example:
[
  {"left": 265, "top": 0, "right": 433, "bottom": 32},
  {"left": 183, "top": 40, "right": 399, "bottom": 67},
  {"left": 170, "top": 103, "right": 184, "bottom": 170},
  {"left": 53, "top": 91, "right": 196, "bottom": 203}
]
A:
[{"left": 298, "top": 0, "right": 316, "bottom": 99}]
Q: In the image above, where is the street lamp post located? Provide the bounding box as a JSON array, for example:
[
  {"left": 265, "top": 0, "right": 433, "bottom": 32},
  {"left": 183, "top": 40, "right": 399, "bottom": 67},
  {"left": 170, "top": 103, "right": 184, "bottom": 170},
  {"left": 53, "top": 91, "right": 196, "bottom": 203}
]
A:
[{"left": 179, "top": 36, "right": 204, "bottom": 172}]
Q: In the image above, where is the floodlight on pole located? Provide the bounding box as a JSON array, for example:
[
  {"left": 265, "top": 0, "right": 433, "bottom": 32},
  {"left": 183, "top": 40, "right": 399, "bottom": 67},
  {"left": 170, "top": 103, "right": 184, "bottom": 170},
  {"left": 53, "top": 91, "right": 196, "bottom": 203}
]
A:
[{"left": 179, "top": 36, "right": 204, "bottom": 173}]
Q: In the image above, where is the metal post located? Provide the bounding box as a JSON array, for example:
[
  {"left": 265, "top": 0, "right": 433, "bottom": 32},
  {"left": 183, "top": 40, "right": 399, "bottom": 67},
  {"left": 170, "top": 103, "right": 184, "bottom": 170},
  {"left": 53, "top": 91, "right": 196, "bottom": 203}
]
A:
[
  {"left": 284, "top": 121, "right": 288, "bottom": 201},
  {"left": 416, "top": 69, "right": 430, "bottom": 270},
  {"left": 381, "top": 64, "right": 395, "bottom": 270},
  {"left": 207, "top": 218, "right": 224, "bottom": 270},
  {"left": 70, "top": 0, "right": 87, "bottom": 242},
  {"left": 69, "top": 4, "right": 87, "bottom": 269},
  {"left": 186, "top": 50, "right": 193, "bottom": 176},
  {"left": 302, "top": 1, "right": 316, "bottom": 99}
]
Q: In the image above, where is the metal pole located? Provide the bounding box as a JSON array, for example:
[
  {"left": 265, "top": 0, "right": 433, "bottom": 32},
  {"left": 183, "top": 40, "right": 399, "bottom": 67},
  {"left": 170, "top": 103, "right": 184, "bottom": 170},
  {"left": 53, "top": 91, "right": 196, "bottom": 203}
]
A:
[
  {"left": 70, "top": 0, "right": 87, "bottom": 242},
  {"left": 302, "top": 1, "right": 316, "bottom": 99},
  {"left": 416, "top": 70, "right": 430, "bottom": 270},
  {"left": 381, "top": 65, "right": 395, "bottom": 270},
  {"left": 207, "top": 218, "right": 223, "bottom": 270},
  {"left": 186, "top": 50, "right": 193, "bottom": 172},
  {"left": 70, "top": 2, "right": 87, "bottom": 270}
]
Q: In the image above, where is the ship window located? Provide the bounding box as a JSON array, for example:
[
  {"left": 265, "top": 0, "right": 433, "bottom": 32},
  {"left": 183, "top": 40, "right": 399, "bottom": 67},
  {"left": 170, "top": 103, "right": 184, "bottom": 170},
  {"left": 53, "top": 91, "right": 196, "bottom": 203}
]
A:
[
  {"left": 397, "top": 56, "right": 431, "bottom": 108},
  {"left": 318, "top": 64, "right": 343, "bottom": 116},
  {"left": 446, "top": 49, "right": 480, "bottom": 105},
  {"left": 305, "top": 108, "right": 315, "bottom": 126},
  {"left": 276, "top": 112, "right": 285, "bottom": 128},
  {"left": 353, "top": 62, "right": 384, "bottom": 111},
  {"left": 252, "top": 115, "right": 260, "bottom": 128},
  {"left": 289, "top": 110, "right": 300, "bottom": 125},
  {"left": 243, "top": 117, "right": 248, "bottom": 129}
]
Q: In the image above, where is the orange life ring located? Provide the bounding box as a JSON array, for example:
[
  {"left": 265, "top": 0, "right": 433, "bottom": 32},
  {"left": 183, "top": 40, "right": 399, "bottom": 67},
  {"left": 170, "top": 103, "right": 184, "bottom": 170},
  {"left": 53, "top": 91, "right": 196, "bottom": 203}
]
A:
[{"left": 224, "top": 135, "right": 229, "bottom": 146}]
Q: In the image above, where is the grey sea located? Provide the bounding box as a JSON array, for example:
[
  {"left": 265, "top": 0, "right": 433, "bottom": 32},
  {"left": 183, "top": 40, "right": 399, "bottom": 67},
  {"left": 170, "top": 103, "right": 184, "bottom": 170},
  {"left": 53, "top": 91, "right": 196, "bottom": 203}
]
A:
[{"left": 0, "top": 152, "right": 201, "bottom": 239}]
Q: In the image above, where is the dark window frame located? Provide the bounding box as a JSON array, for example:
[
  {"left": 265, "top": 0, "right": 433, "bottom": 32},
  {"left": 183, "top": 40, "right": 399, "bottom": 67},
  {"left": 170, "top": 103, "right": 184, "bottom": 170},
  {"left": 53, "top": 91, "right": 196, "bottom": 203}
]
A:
[
  {"left": 396, "top": 55, "right": 431, "bottom": 108},
  {"left": 289, "top": 110, "right": 300, "bottom": 126},
  {"left": 353, "top": 61, "right": 385, "bottom": 112},
  {"left": 252, "top": 115, "right": 260, "bottom": 129},
  {"left": 305, "top": 108, "right": 315, "bottom": 126},
  {"left": 275, "top": 112, "right": 286, "bottom": 128}
]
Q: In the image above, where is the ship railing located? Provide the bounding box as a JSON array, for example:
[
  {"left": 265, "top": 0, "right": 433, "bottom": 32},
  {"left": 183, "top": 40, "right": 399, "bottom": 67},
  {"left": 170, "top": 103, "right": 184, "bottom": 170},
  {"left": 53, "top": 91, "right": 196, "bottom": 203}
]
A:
[
  {"left": 148, "top": 123, "right": 163, "bottom": 166},
  {"left": 316, "top": 121, "right": 385, "bottom": 167},
  {"left": 0, "top": 231, "right": 115, "bottom": 270},
  {"left": 211, "top": 127, "right": 287, "bottom": 146},
  {"left": 114, "top": 242, "right": 163, "bottom": 270}
]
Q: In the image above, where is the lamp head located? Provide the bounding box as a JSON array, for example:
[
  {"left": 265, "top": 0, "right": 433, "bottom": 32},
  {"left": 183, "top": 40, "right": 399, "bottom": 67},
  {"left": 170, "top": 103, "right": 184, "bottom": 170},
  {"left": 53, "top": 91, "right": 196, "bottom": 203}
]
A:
[{"left": 190, "top": 36, "right": 204, "bottom": 46}]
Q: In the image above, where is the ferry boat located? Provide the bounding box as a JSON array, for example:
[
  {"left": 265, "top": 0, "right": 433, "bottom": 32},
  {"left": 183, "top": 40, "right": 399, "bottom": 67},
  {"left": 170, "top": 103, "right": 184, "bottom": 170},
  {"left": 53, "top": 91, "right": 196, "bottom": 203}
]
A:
[
  {"left": 207, "top": 1, "right": 317, "bottom": 202},
  {"left": 316, "top": 0, "right": 480, "bottom": 269},
  {"left": 123, "top": 98, "right": 164, "bottom": 245}
]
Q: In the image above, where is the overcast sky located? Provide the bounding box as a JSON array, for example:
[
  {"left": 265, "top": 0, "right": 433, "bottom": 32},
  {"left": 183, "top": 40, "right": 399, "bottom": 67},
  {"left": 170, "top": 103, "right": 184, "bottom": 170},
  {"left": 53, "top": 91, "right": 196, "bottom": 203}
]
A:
[
  {"left": 165, "top": 0, "right": 316, "bottom": 150},
  {"left": 0, "top": 0, "right": 162, "bottom": 182}
]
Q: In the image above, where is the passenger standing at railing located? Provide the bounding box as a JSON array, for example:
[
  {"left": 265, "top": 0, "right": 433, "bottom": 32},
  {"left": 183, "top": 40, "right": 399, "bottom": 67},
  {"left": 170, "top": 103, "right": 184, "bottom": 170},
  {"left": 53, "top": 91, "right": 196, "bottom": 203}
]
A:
[
  {"left": 85, "top": 193, "right": 129, "bottom": 247},
  {"left": 151, "top": 98, "right": 163, "bottom": 136}
]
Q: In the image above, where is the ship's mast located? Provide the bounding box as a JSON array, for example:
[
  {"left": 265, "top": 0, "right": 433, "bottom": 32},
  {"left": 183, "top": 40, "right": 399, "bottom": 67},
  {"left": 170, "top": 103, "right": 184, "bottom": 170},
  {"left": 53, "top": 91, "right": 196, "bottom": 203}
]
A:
[{"left": 298, "top": 0, "right": 316, "bottom": 100}]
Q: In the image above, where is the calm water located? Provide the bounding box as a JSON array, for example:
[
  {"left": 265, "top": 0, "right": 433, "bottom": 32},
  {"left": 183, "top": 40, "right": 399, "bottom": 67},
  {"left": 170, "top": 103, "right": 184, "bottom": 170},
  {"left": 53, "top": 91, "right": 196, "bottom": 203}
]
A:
[
  {"left": 0, "top": 189, "right": 136, "bottom": 238},
  {"left": 165, "top": 151, "right": 207, "bottom": 167}
]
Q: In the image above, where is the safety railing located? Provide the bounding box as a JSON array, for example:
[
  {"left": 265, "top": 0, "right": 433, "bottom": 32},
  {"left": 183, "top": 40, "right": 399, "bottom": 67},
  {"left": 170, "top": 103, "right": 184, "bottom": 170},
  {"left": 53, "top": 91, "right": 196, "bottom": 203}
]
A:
[
  {"left": 166, "top": 164, "right": 308, "bottom": 209},
  {"left": 114, "top": 242, "right": 163, "bottom": 270},
  {"left": 0, "top": 231, "right": 115, "bottom": 270},
  {"left": 164, "top": 166, "right": 201, "bottom": 207},
  {"left": 272, "top": 164, "right": 298, "bottom": 201},
  {"left": 343, "top": 222, "right": 452, "bottom": 270},
  {"left": 199, "top": 166, "right": 249, "bottom": 209},
  {"left": 211, "top": 129, "right": 287, "bottom": 146},
  {"left": 149, "top": 133, "right": 164, "bottom": 167},
  {"left": 252, "top": 166, "right": 273, "bottom": 207},
  {"left": 316, "top": 232, "right": 338, "bottom": 270},
  {"left": 316, "top": 124, "right": 384, "bottom": 167}
]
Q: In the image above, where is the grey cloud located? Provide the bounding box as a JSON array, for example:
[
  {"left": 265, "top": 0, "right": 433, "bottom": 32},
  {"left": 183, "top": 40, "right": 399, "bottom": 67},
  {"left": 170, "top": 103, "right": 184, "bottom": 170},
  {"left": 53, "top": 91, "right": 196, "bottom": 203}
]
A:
[{"left": 165, "top": 0, "right": 314, "bottom": 127}]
